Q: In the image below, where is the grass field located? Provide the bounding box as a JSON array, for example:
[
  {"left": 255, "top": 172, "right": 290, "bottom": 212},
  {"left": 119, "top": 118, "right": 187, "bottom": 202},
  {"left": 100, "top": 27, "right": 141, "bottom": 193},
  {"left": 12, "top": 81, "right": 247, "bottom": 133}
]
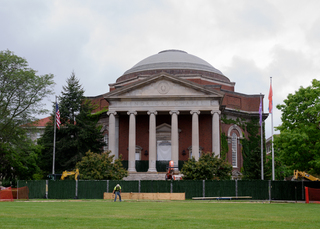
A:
[{"left": 1, "top": 200, "right": 320, "bottom": 228}]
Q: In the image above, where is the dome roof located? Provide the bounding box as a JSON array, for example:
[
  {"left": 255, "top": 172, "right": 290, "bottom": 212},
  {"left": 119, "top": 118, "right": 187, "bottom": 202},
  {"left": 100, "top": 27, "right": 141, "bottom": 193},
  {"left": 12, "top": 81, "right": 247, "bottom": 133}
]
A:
[
  {"left": 123, "top": 50, "right": 224, "bottom": 75},
  {"left": 116, "top": 50, "right": 231, "bottom": 84}
]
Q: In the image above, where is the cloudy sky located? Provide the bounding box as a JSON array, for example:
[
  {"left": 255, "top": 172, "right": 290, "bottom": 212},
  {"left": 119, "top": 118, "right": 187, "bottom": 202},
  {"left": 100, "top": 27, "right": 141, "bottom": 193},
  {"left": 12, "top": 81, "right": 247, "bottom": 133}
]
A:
[{"left": 1, "top": 0, "right": 320, "bottom": 138}]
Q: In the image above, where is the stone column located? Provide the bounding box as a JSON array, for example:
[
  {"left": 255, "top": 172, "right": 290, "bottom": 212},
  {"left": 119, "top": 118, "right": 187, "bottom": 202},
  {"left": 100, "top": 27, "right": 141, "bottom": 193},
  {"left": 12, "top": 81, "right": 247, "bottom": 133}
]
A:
[
  {"left": 127, "top": 111, "right": 137, "bottom": 172},
  {"left": 147, "top": 111, "right": 157, "bottom": 172},
  {"left": 190, "top": 110, "right": 200, "bottom": 161},
  {"left": 114, "top": 116, "right": 119, "bottom": 160},
  {"left": 107, "top": 111, "right": 117, "bottom": 161},
  {"left": 211, "top": 110, "right": 221, "bottom": 157},
  {"left": 169, "top": 110, "right": 179, "bottom": 169}
]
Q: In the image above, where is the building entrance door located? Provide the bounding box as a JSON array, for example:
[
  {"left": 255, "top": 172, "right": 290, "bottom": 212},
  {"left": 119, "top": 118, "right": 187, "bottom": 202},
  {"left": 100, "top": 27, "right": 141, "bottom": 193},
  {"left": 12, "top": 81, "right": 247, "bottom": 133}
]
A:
[{"left": 157, "top": 140, "right": 171, "bottom": 161}]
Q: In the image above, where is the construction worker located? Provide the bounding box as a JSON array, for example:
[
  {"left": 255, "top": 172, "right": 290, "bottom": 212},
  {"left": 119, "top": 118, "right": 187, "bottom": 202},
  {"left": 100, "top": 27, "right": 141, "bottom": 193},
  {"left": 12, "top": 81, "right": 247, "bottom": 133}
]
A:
[{"left": 113, "top": 184, "right": 122, "bottom": 202}]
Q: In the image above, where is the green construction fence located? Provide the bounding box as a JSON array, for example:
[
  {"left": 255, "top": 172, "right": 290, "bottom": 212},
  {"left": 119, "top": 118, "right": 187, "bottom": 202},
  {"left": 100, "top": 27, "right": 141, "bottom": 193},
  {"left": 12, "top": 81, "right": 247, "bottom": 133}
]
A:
[{"left": 17, "top": 179, "right": 320, "bottom": 200}]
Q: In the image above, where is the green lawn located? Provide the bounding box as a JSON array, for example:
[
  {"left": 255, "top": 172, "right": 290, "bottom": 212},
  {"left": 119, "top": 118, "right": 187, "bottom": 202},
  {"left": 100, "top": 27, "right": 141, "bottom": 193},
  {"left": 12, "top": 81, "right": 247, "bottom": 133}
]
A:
[{"left": 0, "top": 200, "right": 319, "bottom": 228}]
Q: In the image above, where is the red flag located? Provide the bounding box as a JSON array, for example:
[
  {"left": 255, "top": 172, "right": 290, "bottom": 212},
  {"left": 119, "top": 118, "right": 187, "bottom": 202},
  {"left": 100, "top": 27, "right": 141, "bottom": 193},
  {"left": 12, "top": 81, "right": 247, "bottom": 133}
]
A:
[
  {"left": 268, "top": 83, "right": 273, "bottom": 114},
  {"left": 56, "top": 102, "right": 61, "bottom": 129}
]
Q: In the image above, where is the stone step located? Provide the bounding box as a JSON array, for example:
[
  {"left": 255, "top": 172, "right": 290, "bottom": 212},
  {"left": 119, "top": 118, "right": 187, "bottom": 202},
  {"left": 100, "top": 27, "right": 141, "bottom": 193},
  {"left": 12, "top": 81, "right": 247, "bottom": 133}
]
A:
[{"left": 123, "top": 172, "right": 167, "bottom": 181}]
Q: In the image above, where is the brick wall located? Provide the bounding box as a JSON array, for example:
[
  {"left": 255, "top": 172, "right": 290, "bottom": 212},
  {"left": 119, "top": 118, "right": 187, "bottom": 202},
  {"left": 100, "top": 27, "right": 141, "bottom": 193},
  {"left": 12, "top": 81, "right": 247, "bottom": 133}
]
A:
[
  {"left": 118, "top": 113, "right": 214, "bottom": 162},
  {"left": 222, "top": 93, "right": 261, "bottom": 112},
  {"left": 87, "top": 96, "right": 109, "bottom": 113}
]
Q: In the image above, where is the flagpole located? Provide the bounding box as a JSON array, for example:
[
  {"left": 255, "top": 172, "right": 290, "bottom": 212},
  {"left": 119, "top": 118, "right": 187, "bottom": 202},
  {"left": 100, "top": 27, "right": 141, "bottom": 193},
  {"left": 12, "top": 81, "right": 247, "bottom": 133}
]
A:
[
  {"left": 260, "top": 94, "right": 264, "bottom": 180},
  {"left": 52, "top": 96, "right": 57, "bottom": 175},
  {"left": 270, "top": 77, "right": 275, "bottom": 181},
  {"left": 271, "top": 110, "right": 275, "bottom": 180}
]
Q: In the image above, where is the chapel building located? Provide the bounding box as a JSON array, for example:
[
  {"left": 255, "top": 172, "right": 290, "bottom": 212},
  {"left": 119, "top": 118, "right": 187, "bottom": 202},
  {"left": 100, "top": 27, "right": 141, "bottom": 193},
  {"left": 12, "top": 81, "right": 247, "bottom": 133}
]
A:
[{"left": 88, "top": 50, "right": 267, "bottom": 178}]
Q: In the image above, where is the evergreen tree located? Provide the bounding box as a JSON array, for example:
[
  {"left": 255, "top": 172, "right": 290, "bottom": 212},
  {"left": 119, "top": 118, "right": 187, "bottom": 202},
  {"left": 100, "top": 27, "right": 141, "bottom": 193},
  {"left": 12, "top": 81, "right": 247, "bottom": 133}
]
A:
[
  {"left": 38, "top": 72, "right": 106, "bottom": 175},
  {"left": 59, "top": 71, "right": 84, "bottom": 125}
]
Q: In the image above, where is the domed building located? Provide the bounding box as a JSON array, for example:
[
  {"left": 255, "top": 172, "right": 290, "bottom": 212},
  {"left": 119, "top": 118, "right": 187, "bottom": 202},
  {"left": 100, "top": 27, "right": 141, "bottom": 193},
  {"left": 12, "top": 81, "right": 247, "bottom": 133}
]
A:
[{"left": 89, "top": 50, "right": 267, "bottom": 178}]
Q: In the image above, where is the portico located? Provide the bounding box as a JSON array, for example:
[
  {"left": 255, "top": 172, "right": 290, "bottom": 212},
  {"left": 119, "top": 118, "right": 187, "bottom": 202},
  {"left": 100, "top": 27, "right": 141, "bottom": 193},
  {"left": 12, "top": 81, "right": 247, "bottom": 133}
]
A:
[{"left": 105, "top": 73, "right": 224, "bottom": 172}]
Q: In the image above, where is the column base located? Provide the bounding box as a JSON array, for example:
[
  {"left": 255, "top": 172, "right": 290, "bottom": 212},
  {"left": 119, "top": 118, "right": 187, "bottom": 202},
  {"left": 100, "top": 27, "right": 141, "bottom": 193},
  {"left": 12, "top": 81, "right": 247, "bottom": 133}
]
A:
[
  {"left": 127, "top": 168, "right": 137, "bottom": 172},
  {"left": 173, "top": 160, "right": 179, "bottom": 171},
  {"left": 147, "top": 168, "right": 157, "bottom": 172}
]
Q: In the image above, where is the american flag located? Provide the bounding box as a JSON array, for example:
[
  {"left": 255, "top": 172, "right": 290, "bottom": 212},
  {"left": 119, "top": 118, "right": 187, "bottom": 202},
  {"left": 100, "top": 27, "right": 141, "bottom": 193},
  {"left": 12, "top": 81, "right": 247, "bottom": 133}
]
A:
[{"left": 56, "top": 102, "right": 61, "bottom": 130}]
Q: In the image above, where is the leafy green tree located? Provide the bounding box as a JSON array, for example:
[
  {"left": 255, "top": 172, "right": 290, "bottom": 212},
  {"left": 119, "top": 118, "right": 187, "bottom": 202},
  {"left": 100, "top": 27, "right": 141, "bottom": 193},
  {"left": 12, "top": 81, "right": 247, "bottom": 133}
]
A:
[
  {"left": 275, "top": 79, "right": 320, "bottom": 175},
  {"left": 181, "top": 153, "right": 232, "bottom": 180},
  {"left": 264, "top": 152, "right": 292, "bottom": 180},
  {"left": 1, "top": 135, "right": 43, "bottom": 185},
  {"left": 76, "top": 150, "right": 128, "bottom": 180},
  {"left": 241, "top": 119, "right": 265, "bottom": 179},
  {"left": 38, "top": 72, "right": 106, "bottom": 175},
  {"left": 0, "top": 50, "right": 54, "bottom": 183}
]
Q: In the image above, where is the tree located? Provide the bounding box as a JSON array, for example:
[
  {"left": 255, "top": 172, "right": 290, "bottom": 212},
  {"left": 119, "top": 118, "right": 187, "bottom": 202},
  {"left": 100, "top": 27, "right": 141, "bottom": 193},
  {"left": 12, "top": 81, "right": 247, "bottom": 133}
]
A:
[
  {"left": 264, "top": 149, "right": 292, "bottom": 180},
  {"left": 38, "top": 72, "right": 106, "bottom": 174},
  {"left": 275, "top": 79, "right": 320, "bottom": 175},
  {"left": 181, "top": 153, "right": 232, "bottom": 180},
  {"left": 59, "top": 71, "right": 84, "bottom": 125},
  {"left": 76, "top": 150, "right": 128, "bottom": 180},
  {"left": 221, "top": 116, "right": 265, "bottom": 180},
  {"left": 0, "top": 50, "right": 54, "bottom": 183},
  {"left": 241, "top": 119, "right": 265, "bottom": 179}
]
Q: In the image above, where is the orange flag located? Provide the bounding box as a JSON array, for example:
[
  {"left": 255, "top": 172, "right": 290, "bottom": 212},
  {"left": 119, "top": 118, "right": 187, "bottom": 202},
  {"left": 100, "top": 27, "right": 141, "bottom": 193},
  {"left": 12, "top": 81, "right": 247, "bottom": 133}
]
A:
[{"left": 268, "top": 83, "right": 273, "bottom": 114}]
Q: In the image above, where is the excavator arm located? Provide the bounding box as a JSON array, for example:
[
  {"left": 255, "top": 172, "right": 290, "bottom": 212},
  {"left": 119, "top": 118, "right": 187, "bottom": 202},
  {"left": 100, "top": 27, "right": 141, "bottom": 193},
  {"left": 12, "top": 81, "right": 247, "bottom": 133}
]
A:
[
  {"left": 60, "top": 169, "right": 80, "bottom": 180},
  {"left": 293, "top": 170, "right": 320, "bottom": 181}
]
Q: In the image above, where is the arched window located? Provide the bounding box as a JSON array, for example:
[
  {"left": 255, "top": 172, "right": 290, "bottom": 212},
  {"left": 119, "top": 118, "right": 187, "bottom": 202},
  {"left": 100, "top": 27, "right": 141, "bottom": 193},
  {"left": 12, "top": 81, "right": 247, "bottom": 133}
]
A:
[{"left": 232, "top": 133, "right": 237, "bottom": 167}]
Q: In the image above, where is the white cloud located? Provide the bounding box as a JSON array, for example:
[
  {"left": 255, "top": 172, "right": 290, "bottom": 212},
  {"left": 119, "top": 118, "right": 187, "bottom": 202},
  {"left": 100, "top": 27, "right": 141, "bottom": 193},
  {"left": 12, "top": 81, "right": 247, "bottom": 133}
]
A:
[{"left": 1, "top": 0, "right": 320, "bottom": 139}]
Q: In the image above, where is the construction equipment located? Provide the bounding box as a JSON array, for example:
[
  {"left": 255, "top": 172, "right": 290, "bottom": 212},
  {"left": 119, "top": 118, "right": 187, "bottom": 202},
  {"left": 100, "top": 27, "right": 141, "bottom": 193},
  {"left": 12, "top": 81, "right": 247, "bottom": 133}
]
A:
[
  {"left": 61, "top": 169, "right": 80, "bottom": 180},
  {"left": 293, "top": 170, "right": 320, "bottom": 181},
  {"left": 165, "top": 160, "right": 182, "bottom": 181},
  {"left": 47, "top": 174, "right": 62, "bottom": 180}
]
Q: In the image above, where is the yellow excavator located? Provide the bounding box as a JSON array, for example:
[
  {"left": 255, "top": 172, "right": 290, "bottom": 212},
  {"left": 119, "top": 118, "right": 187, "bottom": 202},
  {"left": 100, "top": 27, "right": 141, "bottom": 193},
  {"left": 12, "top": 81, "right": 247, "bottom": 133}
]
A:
[
  {"left": 293, "top": 170, "right": 320, "bottom": 181},
  {"left": 60, "top": 169, "right": 80, "bottom": 180}
]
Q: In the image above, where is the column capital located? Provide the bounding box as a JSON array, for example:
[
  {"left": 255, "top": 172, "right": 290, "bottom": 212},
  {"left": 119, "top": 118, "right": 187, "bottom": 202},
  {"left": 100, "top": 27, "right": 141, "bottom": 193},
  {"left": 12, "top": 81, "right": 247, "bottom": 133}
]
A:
[
  {"left": 127, "top": 111, "right": 137, "bottom": 116},
  {"left": 107, "top": 111, "right": 117, "bottom": 116},
  {"left": 190, "top": 110, "right": 200, "bottom": 115},
  {"left": 211, "top": 110, "right": 221, "bottom": 115},
  {"left": 169, "top": 110, "right": 180, "bottom": 115},
  {"left": 147, "top": 110, "right": 158, "bottom": 115}
]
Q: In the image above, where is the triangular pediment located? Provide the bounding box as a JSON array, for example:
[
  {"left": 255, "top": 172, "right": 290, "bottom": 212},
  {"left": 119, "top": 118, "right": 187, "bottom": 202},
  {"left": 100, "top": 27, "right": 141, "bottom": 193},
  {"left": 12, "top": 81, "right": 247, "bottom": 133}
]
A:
[
  {"left": 104, "top": 72, "right": 224, "bottom": 99},
  {"left": 156, "top": 123, "right": 171, "bottom": 133},
  {"left": 156, "top": 123, "right": 181, "bottom": 133}
]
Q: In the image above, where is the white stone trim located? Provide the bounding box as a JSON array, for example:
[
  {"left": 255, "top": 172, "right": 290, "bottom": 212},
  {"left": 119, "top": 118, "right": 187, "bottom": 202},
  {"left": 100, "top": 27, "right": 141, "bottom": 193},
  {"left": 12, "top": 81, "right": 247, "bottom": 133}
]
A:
[{"left": 227, "top": 124, "right": 243, "bottom": 138}]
